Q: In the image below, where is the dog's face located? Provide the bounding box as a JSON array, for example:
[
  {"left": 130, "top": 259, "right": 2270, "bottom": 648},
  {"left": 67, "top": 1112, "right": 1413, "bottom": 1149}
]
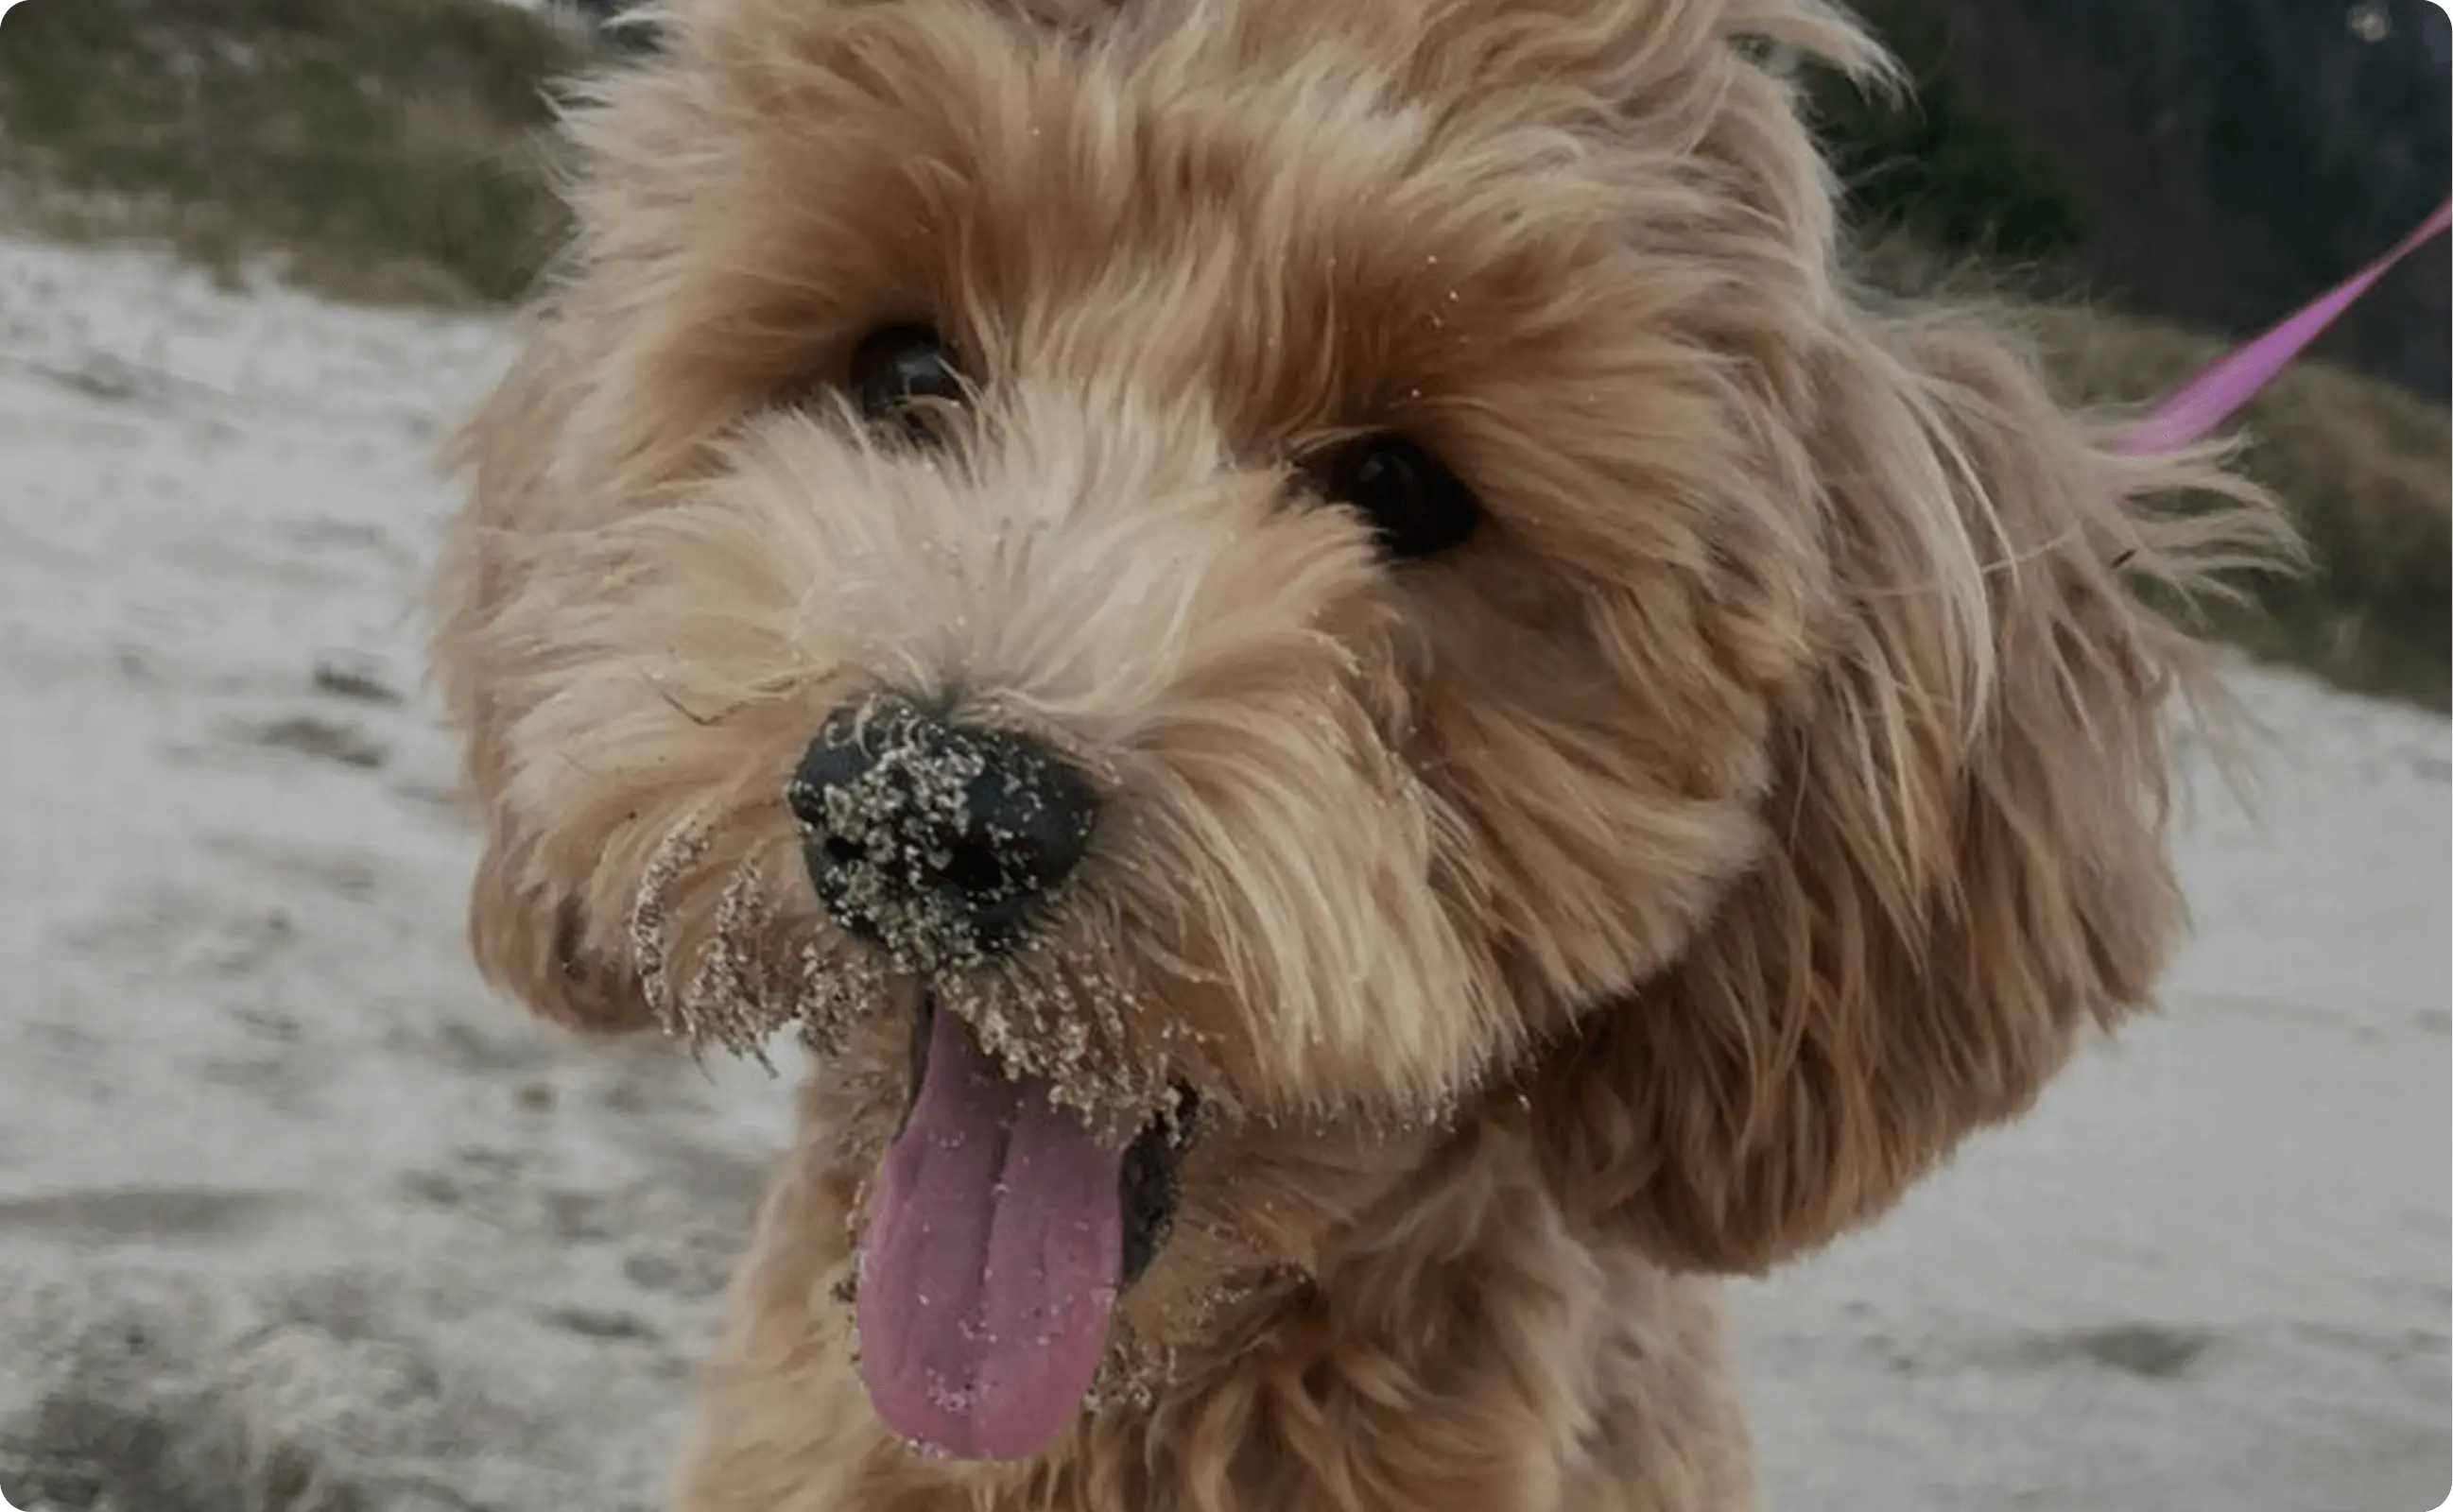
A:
[{"left": 441, "top": 0, "right": 2255, "bottom": 1469}]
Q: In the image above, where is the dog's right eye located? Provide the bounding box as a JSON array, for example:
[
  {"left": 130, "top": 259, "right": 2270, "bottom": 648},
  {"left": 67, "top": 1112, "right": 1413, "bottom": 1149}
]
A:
[
  {"left": 848, "top": 324, "right": 966, "bottom": 441},
  {"left": 1318, "top": 432, "right": 1481, "bottom": 561}
]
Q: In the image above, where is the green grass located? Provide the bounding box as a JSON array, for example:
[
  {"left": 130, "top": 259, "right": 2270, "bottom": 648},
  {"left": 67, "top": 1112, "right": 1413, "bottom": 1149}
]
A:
[{"left": 0, "top": 0, "right": 585, "bottom": 304}]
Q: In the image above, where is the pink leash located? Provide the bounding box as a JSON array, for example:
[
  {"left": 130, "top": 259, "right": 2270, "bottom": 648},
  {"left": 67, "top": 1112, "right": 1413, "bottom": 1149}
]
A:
[{"left": 2118, "top": 198, "right": 2452, "bottom": 458}]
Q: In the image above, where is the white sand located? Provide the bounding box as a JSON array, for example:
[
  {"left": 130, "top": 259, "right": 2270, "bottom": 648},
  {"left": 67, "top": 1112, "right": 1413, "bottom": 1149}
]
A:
[{"left": 0, "top": 235, "right": 2443, "bottom": 1512}]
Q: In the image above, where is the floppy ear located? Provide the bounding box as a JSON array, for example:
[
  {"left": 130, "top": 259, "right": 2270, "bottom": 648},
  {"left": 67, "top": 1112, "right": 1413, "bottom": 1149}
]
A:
[
  {"left": 1528, "top": 307, "right": 2285, "bottom": 1272},
  {"left": 433, "top": 350, "right": 663, "bottom": 1036}
]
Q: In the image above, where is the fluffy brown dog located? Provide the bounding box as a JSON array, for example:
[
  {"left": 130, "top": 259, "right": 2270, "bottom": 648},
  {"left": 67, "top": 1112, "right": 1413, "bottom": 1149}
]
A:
[{"left": 434, "top": 0, "right": 2282, "bottom": 1504}]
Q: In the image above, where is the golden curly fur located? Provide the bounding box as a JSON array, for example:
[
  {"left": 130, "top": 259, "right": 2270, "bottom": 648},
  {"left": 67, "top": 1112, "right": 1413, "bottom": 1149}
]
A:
[{"left": 431, "top": 0, "right": 2288, "bottom": 1503}]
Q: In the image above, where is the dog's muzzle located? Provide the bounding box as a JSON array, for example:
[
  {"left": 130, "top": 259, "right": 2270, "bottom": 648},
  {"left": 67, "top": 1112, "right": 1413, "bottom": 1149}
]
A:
[{"left": 787, "top": 693, "right": 1098, "bottom": 968}]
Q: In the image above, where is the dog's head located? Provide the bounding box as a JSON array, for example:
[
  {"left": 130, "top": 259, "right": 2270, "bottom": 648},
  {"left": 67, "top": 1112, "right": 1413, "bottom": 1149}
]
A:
[{"left": 439, "top": 0, "right": 2276, "bottom": 1467}]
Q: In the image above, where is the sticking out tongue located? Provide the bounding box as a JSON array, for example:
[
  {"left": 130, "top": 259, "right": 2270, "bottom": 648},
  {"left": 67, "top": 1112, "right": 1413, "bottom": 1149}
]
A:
[{"left": 856, "top": 1004, "right": 1125, "bottom": 1461}]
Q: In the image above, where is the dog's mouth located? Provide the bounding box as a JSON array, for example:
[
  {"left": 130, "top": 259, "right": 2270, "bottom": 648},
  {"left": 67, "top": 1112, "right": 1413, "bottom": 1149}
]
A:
[{"left": 856, "top": 992, "right": 1197, "bottom": 1461}]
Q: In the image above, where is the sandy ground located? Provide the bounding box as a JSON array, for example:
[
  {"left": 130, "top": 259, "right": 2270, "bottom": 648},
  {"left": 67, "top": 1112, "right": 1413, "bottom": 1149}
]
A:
[{"left": 0, "top": 235, "right": 2443, "bottom": 1512}]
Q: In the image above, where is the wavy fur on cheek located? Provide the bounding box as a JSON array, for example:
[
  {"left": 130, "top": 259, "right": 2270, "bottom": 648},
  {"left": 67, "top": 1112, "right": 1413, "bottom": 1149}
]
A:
[
  {"left": 1530, "top": 315, "right": 2287, "bottom": 1273},
  {"left": 445, "top": 377, "right": 1522, "bottom": 1121}
]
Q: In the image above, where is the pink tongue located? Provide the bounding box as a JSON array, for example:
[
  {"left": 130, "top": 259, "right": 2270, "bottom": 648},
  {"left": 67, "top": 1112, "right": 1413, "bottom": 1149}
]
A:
[{"left": 856, "top": 1006, "right": 1125, "bottom": 1461}]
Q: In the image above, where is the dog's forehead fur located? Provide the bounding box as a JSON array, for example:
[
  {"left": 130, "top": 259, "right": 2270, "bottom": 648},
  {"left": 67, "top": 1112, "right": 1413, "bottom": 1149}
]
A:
[{"left": 565, "top": 0, "right": 1865, "bottom": 482}]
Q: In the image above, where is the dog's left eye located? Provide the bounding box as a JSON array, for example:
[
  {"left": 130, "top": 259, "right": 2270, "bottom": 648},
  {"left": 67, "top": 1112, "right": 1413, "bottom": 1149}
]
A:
[
  {"left": 848, "top": 324, "right": 966, "bottom": 441},
  {"left": 1319, "top": 433, "right": 1481, "bottom": 560}
]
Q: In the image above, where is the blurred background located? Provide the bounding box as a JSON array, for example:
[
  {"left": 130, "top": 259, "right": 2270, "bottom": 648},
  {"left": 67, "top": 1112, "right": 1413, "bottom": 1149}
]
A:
[{"left": 0, "top": 3, "right": 2443, "bottom": 1510}]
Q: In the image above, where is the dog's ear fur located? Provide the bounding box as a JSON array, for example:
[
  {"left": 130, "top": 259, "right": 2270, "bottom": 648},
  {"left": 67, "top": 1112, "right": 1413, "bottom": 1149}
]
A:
[
  {"left": 434, "top": 351, "right": 663, "bottom": 1036},
  {"left": 1527, "top": 307, "right": 2284, "bottom": 1273}
]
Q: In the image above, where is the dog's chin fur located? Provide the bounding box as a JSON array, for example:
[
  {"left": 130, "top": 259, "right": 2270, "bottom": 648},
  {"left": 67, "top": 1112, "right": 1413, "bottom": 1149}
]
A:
[{"left": 432, "top": 0, "right": 2290, "bottom": 1504}]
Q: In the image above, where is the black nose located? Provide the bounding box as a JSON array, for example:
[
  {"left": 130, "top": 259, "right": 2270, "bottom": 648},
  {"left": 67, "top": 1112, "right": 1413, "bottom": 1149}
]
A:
[{"left": 787, "top": 695, "right": 1099, "bottom": 968}]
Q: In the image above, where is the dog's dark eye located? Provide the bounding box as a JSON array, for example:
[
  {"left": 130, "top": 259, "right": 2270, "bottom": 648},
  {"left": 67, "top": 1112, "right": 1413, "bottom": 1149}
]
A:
[
  {"left": 1320, "top": 433, "right": 1480, "bottom": 560},
  {"left": 849, "top": 324, "right": 965, "bottom": 440}
]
